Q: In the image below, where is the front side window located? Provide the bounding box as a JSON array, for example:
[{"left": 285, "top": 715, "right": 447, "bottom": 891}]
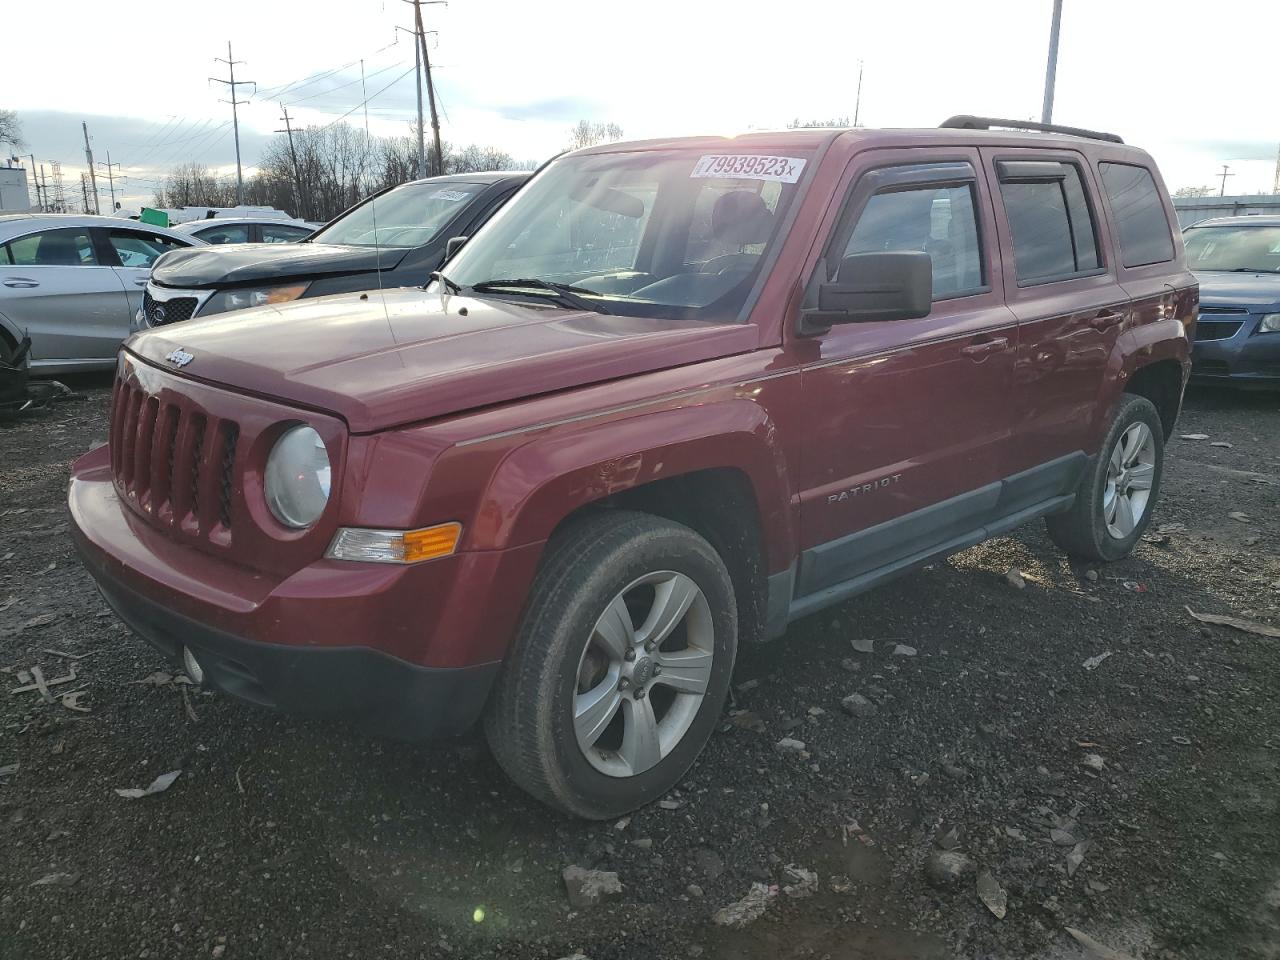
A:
[
  {"left": 195, "top": 223, "right": 250, "bottom": 245},
  {"left": 3, "top": 228, "right": 97, "bottom": 266},
  {"left": 1099, "top": 163, "right": 1174, "bottom": 267},
  {"left": 841, "top": 183, "right": 984, "bottom": 299},
  {"left": 998, "top": 161, "right": 1100, "bottom": 284},
  {"left": 442, "top": 149, "right": 812, "bottom": 321},
  {"left": 311, "top": 181, "right": 484, "bottom": 248},
  {"left": 1183, "top": 224, "right": 1280, "bottom": 274},
  {"left": 107, "top": 230, "right": 186, "bottom": 269}
]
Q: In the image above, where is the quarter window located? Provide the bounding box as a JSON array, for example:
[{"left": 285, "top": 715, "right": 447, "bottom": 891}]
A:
[
  {"left": 841, "top": 183, "right": 984, "bottom": 299},
  {"left": 260, "top": 224, "right": 311, "bottom": 244},
  {"left": 2, "top": 228, "right": 98, "bottom": 266},
  {"left": 1099, "top": 163, "right": 1174, "bottom": 267},
  {"left": 998, "top": 161, "right": 1100, "bottom": 284}
]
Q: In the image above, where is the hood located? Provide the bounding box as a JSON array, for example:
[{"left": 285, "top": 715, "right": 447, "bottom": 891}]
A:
[
  {"left": 150, "top": 242, "right": 411, "bottom": 288},
  {"left": 127, "top": 289, "right": 759, "bottom": 433},
  {"left": 1194, "top": 271, "right": 1280, "bottom": 311}
]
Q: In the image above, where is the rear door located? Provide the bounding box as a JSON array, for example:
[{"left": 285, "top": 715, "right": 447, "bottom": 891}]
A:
[
  {"left": 795, "top": 151, "right": 1017, "bottom": 596},
  {"left": 0, "top": 226, "right": 128, "bottom": 364},
  {"left": 99, "top": 227, "right": 191, "bottom": 333},
  {"left": 983, "top": 148, "right": 1129, "bottom": 477}
]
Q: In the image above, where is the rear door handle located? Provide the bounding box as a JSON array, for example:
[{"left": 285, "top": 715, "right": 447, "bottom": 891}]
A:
[
  {"left": 2, "top": 277, "right": 39, "bottom": 288},
  {"left": 1089, "top": 309, "right": 1126, "bottom": 330},
  {"left": 960, "top": 336, "right": 1009, "bottom": 359}
]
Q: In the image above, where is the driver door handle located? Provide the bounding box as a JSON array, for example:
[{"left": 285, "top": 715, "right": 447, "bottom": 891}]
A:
[
  {"left": 960, "top": 336, "right": 1009, "bottom": 359},
  {"left": 3, "top": 277, "right": 39, "bottom": 288}
]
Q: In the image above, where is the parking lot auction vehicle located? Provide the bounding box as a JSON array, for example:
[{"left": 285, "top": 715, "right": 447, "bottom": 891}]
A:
[
  {"left": 1182, "top": 215, "right": 1280, "bottom": 386},
  {"left": 135, "top": 171, "right": 527, "bottom": 329},
  {"left": 69, "top": 118, "right": 1195, "bottom": 818}
]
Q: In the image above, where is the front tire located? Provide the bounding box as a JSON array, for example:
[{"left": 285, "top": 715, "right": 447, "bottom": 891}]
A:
[
  {"left": 1046, "top": 393, "right": 1165, "bottom": 561},
  {"left": 484, "top": 510, "right": 737, "bottom": 819}
]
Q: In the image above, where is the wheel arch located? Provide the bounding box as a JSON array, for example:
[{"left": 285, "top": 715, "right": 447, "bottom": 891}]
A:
[{"left": 1093, "top": 319, "right": 1190, "bottom": 447}]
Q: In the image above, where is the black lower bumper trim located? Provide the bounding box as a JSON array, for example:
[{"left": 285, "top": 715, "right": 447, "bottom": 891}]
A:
[{"left": 95, "top": 575, "right": 500, "bottom": 741}]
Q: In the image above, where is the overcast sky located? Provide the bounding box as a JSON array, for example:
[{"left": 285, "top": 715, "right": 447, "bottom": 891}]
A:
[{"left": 3, "top": 0, "right": 1278, "bottom": 212}]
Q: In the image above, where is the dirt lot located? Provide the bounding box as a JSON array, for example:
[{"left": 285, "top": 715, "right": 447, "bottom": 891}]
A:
[{"left": 2, "top": 378, "right": 1278, "bottom": 960}]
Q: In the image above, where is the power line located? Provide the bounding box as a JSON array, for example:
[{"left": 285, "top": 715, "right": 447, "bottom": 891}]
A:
[
  {"left": 211, "top": 41, "right": 255, "bottom": 204},
  {"left": 315, "top": 64, "right": 418, "bottom": 132},
  {"left": 283, "top": 58, "right": 407, "bottom": 108},
  {"left": 256, "top": 38, "right": 403, "bottom": 100}
]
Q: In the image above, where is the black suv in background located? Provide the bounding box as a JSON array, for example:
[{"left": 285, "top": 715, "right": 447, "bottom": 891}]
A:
[{"left": 136, "top": 171, "right": 528, "bottom": 329}]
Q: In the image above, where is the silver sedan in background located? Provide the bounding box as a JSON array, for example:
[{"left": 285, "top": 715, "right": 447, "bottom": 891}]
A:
[{"left": 0, "top": 214, "right": 205, "bottom": 374}]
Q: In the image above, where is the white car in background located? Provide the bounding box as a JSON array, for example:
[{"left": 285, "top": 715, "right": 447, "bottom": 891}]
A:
[
  {"left": 170, "top": 217, "right": 318, "bottom": 245},
  {"left": 0, "top": 214, "right": 205, "bottom": 374}
]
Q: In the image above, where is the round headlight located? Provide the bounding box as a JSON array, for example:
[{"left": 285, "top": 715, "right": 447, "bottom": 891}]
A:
[{"left": 265, "top": 425, "right": 331, "bottom": 528}]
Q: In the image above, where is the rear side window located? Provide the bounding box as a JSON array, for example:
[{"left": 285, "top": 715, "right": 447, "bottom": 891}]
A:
[
  {"left": 997, "top": 161, "right": 1100, "bottom": 284},
  {"left": 195, "top": 223, "right": 250, "bottom": 244},
  {"left": 841, "top": 184, "right": 985, "bottom": 299},
  {"left": 260, "top": 224, "right": 311, "bottom": 244},
  {"left": 1099, "top": 163, "right": 1174, "bottom": 267}
]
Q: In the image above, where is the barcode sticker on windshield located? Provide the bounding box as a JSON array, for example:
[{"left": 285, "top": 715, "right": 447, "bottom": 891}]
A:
[
  {"left": 691, "top": 155, "right": 807, "bottom": 183},
  {"left": 429, "top": 189, "right": 471, "bottom": 202}
]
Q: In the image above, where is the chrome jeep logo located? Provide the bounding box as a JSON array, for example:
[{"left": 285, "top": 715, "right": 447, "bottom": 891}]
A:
[
  {"left": 828, "top": 473, "right": 902, "bottom": 503},
  {"left": 164, "top": 348, "right": 194, "bottom": 368}
]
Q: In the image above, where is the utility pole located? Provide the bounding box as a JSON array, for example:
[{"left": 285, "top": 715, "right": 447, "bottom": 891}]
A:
[
  {"left": 80, "top": 173, "right": 91, "bottom": 214},
  {"left": 97, "top": 150, "right": 121, "bottom": 213},
  {"left": 82, "top": 122, "right": 101, "bottom": 214},
  {"left": 211, "top": 42, "right": 255, "bottom": 205},
  {"left": 1218, "top": 164, "right": 1234, "bottom": 197},
  {"left": 1273, "top": 141, "right": 1279, "bottom": 195},
  {"left": 275, "top": 104, "right": 306, "bottom": 219},
  {"left": 395, "top": 23, "right": 427, "bottom": 177},
  {"left": 25, "top": 154, "right": 44, "bottom": 210},
  {"left": 38, "top": 165, "right": 49, "bottom": 213},
  {"left": 1041, "top": 0, "right": 1064, "bottom": 124},
  {"left": 405, "top": 0, "right": 446, "bottom": 176}
]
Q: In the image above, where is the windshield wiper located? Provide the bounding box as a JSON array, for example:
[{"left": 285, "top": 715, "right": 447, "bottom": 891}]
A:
[
  {"left": 429, "top": 271, "right": 462, "bottom": 294},
  {"left": 1225, "top": 267, "right": 1279, "bottom": 273},
  {"left": 466, "top": 278, "right": 611, "bottom": 314}
]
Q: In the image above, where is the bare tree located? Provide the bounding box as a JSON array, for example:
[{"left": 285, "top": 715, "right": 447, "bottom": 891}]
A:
[
  {"left": 1173, "top": 185, "right": 1215, "bottom": 199},
  {"left": 787, "top": 116, "right": 851, "bottom": 129},
  {"left": 567, "top": 120, "right": 624, "bottom": 151},
  {"left": 153, "top": 163, "right": 237, "bottom": 208},
  {"left": 0, "top": 109, "right": 24, "bottom": 152}
]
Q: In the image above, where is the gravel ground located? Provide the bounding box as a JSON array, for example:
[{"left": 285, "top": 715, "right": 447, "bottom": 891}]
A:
[{"left": 2, "top": 378, "right": 1278, "bottom": 960}]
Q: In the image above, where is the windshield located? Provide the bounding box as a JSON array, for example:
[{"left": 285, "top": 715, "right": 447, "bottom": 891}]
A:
[
  {"left": 1183, "top": 224, "right": 1280, "bottom": 273},
  {"left": 441, "top": 148, "right": 812, "bottom": 320},
  {"left": 310, "top": 181, "right": 483, "bottom": 248}
]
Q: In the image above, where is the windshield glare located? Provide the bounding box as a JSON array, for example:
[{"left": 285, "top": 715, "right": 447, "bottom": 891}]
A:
[
  {"left": 310, "top": 181, "right": 482, "bottom": 248},
  {"left": 1184, "top": 224, "right": 1280, "bottom": 273},
  {"left": 442, "top": 149, "right": 812, "bottom": 320}
]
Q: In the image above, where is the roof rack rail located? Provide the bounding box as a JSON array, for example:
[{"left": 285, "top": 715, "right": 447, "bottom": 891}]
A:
[{"left": 940, "top": 115, "right": 1124, "bottom": 144}]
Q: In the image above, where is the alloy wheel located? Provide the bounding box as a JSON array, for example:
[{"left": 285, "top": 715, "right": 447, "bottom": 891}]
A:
[{"left": 1103, "top": 421, "right": 1156, "bottom": 539}]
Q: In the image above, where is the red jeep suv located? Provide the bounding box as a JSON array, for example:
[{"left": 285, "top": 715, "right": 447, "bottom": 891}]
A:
[{"left": 69, "top": 117, "right": 1195, "bottom": 818}]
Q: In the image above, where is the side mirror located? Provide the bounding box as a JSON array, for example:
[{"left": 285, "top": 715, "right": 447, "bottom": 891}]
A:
[
  {"left": 800, "top": 251, "right": 932, "bottom": 334},
  {"left": 444, "top": 235, "right": 468, "bottom": 261}
]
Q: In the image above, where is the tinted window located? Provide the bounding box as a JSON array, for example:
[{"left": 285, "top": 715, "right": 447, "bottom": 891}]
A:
[
  {"left": 4, "top": 228, "right": 98, "bottom": 266},
  {"left": 842, "top": 184, "right": 984, "bottom": 299},
  {"left": 260, "top": 224, "right": 311, "bottom": 244},
  {"left": 1100, "top": 163, "right": 1174, "bottom": 267},
  {"left": 195, "top": 223, "right": 250, "bottom": 244},
  {"left": 107, "top": 230, "right": 186, "bottom": 269},
  {"left": 999, "top": 163, "right": 1100, "bottom": 283}
]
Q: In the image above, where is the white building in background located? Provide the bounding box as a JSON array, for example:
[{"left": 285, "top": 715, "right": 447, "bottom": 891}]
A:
[{"left": 0, "top": 165, "right": 32, "bottom": 213}]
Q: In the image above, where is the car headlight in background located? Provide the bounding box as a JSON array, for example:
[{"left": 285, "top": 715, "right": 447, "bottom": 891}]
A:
[
  {"left": 1259, "top": 313, "right": 1280, "bottom": 334},
  {"left": 264, "top": 425, "right": 331, "bottom": 528},
  {"left": 216, "top": 282, "right": 309, "bottom": 314}
]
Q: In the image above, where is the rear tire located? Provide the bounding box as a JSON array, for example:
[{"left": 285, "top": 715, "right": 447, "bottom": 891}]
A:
[
  {"left": 484, "top": 510, "right": 737, "bottom": 819},
  {"left": 1046, "top": 394, "right": 1164, "bottom": 562}
]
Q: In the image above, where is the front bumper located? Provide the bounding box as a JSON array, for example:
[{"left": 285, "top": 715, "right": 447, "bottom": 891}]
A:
[
  {"left": 68, "top": 447, "right": 540, "bottom": 739},
  {"left": 1191, "top": 313, "right": 1280, "bottom": 385},
  {"left": 91, "top": 569, "right": 498, "bottom": 739}
]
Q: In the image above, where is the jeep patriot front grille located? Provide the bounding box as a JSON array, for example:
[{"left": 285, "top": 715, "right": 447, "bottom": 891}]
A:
[{"left": 110, "top": 374, "right": 239, "bottom": 544}]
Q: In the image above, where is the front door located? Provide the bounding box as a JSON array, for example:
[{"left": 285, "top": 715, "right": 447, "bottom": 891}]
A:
[
  {"left": 795, "top": 152, "right": 1016, "bottom": 597},
  {"left": 99, "top": 226, "right": 190, "bottom": 338}
]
